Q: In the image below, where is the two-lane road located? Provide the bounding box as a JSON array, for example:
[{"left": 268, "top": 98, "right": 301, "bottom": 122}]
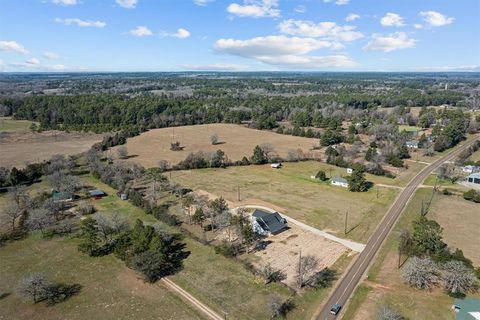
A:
[{"left": 316, "top": 137, "right": 479, "bottom": 320}]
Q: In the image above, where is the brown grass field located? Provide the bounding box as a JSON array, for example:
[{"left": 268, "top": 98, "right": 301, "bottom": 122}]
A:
[
  {"left": 113, "top": 123, "right": 322, "bottom": 167},
  {"left": 343, "top": 189, "right": 480, "bottom": 320},
  {"left": 0, "top": 131, "right": 103, "bottom": 168}
]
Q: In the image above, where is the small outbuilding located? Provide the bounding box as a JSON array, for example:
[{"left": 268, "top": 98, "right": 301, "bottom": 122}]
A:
[
  {"left": 405, "top": 140, "right": 419, "bottom": 149},
  {"left": 88, "top": 189, "right": 106, "bottom": 199},
  {"left": 331, "top": 176, "right": 349, "bottom": 188},
  {"left": 346, "top": 168, "right": 353, "bottom": 174},
  {"left": 463, "top": 165, "right": 479, "bottom": 174},
  {"left": 270, "top": 163, "right": 282, "bottom": 169},
  {"left": 466, "top": 173, "right": 480, "bottom": 185},
  {"left": 251, "top": 209, "right": 287, "bottom": 236}
]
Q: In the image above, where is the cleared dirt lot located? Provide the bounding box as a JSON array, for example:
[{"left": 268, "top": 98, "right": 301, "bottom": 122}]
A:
[
  {"left": 253, "top": 224, "right": 348, "bottom": 288},
  {"left": 113, "top": 123, "right": 322, "bottom": 167},
  {"left": 0, "top": 131, "right": 103, "bottom": 168}
]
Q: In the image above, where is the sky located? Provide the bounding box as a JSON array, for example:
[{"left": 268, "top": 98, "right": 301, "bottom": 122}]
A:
[{"left": 0, "top": 0, "right": 479, "bottom": 72}]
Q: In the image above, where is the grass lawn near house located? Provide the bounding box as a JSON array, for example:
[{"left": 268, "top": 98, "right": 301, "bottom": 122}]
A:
[
  {"left": 342, "top": 188, "right": 480, "bottom": 320},
  {"left": 81, "top": 174, "right": 357, "bottom": 319},
  {"left": 170, "top": 161, "right": 400, "bottom": 243}
]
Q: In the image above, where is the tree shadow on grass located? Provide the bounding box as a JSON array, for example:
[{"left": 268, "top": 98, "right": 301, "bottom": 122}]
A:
[
  {"left": 0, "top": 292, "right": 11, "bottom": 300},
  {"left": 46, "top": 283, "right": 82, "bottom": 305}
]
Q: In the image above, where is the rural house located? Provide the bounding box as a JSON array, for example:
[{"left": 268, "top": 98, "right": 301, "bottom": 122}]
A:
[
  {"left": 52, "top": 191, "right": 73, "bottom": 203},
  {"left": 88, "top": 189, "right": 106, "bottom": 199},
  {"left": 462, "top": 165, "right": 480, "bottom": 174},
  {"left": 466, "top": 173, "right": 480, "bottom": 185},
  {"left": 331, "top": 176, "right": 349, "bottom": 188},
  {"left": 251, "top": 209, "right": 288, "bottom": 236},
  {"left": 405, "top": 140, "right": 419, "bottom": 149}
]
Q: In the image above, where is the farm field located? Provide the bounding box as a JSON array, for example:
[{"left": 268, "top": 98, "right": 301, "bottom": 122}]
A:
[
  {"left": 0, "top": 117, "right": 36, "bottom": 133},
  {"left": 343, "top": 189, "right": 480, "bottom": 320},
  {"left": 113, "top": 123, "right": 322, "bottom": 167},
  {"left": 170, "top": 161, "right": 400, "bottom": 243},
  {"left": 0, "top": 235, "right": 205, "bottom": 320},
  {"left": 0, "top": 131, "right": 103, "bottom": 168}
]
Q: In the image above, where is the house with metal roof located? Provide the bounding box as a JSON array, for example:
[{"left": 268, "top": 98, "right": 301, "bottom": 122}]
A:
[
  {"left": 452, "top": 297, "right": 480, "bottom": 320},
  {"left": 466, "top": 172, "right": 480, "bottom": 184},
  {"left": 88, "top": 189, "right": 106, "bottom": 198},
  {"left": 251, "top": 209, "right": 287, "bottom": 236},
  {"left": 52, "top": 191, "right": 73, "bottom": 203},
  {"left": 331, "top": 176, "right": 349, "bottom": 188},
  {"left": 463, "top": 165, "right": 480, "bottom": 174}
]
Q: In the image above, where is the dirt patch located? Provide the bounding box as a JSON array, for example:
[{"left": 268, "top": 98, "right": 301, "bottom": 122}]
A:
[
  {"left": 113, "top": 123, "right": 322, "bottom": 168},
  {"left": 0, "top": 130, "right": 104, "bottom": 167},
  {"left": 253, "top": 224, "right": 347, "bottom": 288}
]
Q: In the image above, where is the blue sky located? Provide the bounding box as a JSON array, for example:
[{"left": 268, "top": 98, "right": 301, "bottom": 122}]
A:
[{"left": 0, "top": 0, "right": 479, "bottom": 72}]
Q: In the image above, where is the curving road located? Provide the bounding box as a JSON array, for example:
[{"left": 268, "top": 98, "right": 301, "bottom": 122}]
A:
[{"left": 315, "top": 138, "right": 479, "bottom": 320}]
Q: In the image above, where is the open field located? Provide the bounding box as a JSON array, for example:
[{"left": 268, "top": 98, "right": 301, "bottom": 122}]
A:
[
  {"left": 113, "top": 123, "right": 322, "bottom": 167},
  {"left": 0, "top": 131, "right": 103, "bottom": 168},
  {"left": 0, "top": 235, "right": 205, "bottom": 320},
  {"left": 398, "top": 125, "right": 421, "bottom": 132},
  {"left": 0, "top": 117, "right": 36, "bottom": 133},
  {"left": 430, "top": 195, "right": 480, "bottom": 265},
  {"left": 343, "top": 188, "right": 480, "bottom": 320},
  {"left": 471, "top": 149, "right": 480, "bottom": 162},
  {"left": 170, "top": 161, "right": 400, "bottom": 243}
]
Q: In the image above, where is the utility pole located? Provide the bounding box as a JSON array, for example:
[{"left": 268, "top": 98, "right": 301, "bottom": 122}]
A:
[{"left": 344, "top": 210, "right": 349, "bottom": 234}]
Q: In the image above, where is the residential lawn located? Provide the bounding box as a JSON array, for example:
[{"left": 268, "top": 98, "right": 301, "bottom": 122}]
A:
[
  {"left": 0, "top": 235, "right": 205, "bottom": 320},
  {"left": 81, "top": 174, "right": 359, "bottom": 319},
  {"left": 343, "top": 188, "right": 480, "bottom": 320},
  {"left": 171, "top": 161, "right": 400, "bottom": 243},
  {"left": 0, "top": 117, "right": 35, "bottom": 133},
  {"left": 470, "top": 149, "right": 480, "bottom": 162}
]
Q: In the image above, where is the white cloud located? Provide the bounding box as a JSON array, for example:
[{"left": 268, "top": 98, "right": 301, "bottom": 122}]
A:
[
  {"left": 173, "top": 28, "right": 190, "bottom": 39},
  {"left": 380, "top": 12, "right": 405, "bottom": 27},
  {"left": 363, "top": 32, "right": 416, "bottom": 52},
  {"left": 116, "top": 0, "right": 138, "bottom": 9},
  {"left": 161, "top": 28, "right": 191, "bottom": 39},
  {"left": 346, "top": 13, "right": 360, "bottom": 22},
  {"left": 420, "top": 11, "right": 454, "bottom": 27},
  {"left": 43, "top": 51, "right": 60, "bottom": 59},
  {"left": 324, "top": 0, "right": 350, "bottom": 5},
  {"left": 0, "top": 40, "right": 29, "bottom": 54},
  {"left": 414, "top": 24, "right": 423, "bottom": 29},
  {"left": 52, "top": 0, "right": 78, "bottom": 5},
  {"left": 25, "top": 58, "right": 40, "bottom": 65},
  {"left": 182, "top": 63, "right": 250, "bottom": 71},
  {"left": 129, "top": 26, "right": 153, "bottom": 37},
  {"left": 278, "top": 19, "right": 363, "bottom": 42},
  {"left": 55, "top": 18, "right": 106, "bottom": 28},
  {"left": 214, "top": 35, "right": 357, "bottom": 69},
  {"left": 227, "top": 0, "right": 280, "bottom": 18},
  {"left": 412, "top": 65, "right": 480, "bottom": 72},
  {"left": 193, "top": 0, "right": 213, "bottom": 6},
  {"left": 295, "top": 5, "right": 306, "bottom": 13}
]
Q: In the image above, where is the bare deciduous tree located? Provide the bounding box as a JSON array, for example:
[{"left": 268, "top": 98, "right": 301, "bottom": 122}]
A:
[
  {"left": 16, "top": 273, "right": 51, "bottom": 303},
  {"left": 377, "top": 305, "right": 405, "bottom": 320},
  {"left": 401, "top": 256, "right": 439, "bottom": 290},
  {"left": 210, "top": 133, "right": 219, "bottom": 145},
  {"left": 5, "top": 203, "right": 22, "bottom": 232},
  {"left": 442, "top": 261, "right": 477, "bottom": 295},
  {"left": 27, "top": 208, "right": 55, "bottom": 235},
  {"left": 296, "top": 254, "right": 319, "bottom": 288}
]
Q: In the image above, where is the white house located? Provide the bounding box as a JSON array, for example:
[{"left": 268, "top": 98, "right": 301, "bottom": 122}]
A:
[
  {"left": 405, "top": 140, "right": 419, "bottom": 149},
  {"left": 271, "top": 163, "right": 282, "bottom": 169},
  {"left": 462, "top": 165, "right": 479, "bottom": 174},
  {"left": 466, "top": 173, "right": 480, "bottom": 184},
  {"left": 331, "top": 176, "right": 349, "bottom": 188}
]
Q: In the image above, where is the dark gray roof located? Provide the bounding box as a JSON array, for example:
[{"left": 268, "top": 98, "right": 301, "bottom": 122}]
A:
[
  {"left": 89, "top": 189, "right": 105, "bottom": 196},
  {"left": 252, "top": 209, "right": 287, "bottom": 234}
]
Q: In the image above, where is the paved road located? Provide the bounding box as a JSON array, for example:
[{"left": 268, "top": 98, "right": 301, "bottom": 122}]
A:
[{"left": 315, "top": 138, "right": 479, "bottom": 320}]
